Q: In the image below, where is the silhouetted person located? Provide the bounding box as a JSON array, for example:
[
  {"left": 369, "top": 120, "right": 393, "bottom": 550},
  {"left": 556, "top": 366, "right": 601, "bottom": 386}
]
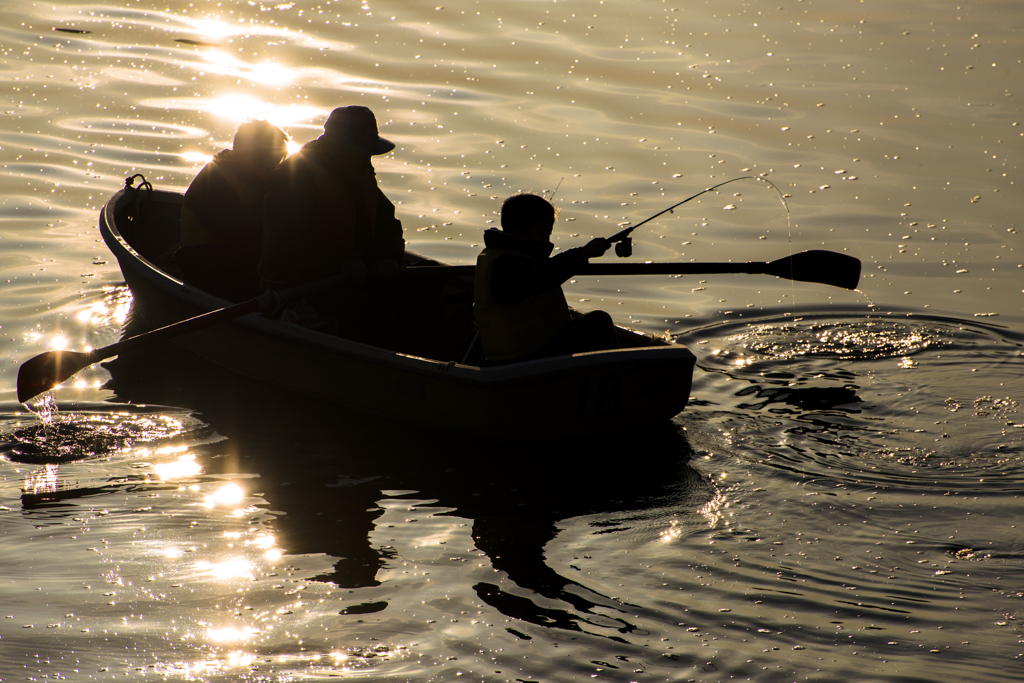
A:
[
  {"left": 259, "top": 106, "right": 405, "bottom": 291},
  {"left": 473, "top": 193, "right": 616, "bottom": 363},
  {"left": 176, "top": 120, "right": 289, "bottom": 301}
]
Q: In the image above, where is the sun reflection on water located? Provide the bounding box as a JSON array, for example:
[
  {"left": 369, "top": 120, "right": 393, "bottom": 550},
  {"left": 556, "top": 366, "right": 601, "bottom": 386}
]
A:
[
  {"left": 247, "top": 532, "right": 284, "bottom": 561},
  {"left": 76, "top": 287, "right": 132, "bottom": 328},
  {"left": 203, "top": 482, "right": 245, "bottom": 508},
  {"left": 153, "top": 453, "right": 202, "bottom": 480},
  {"left": 225, "top": 650, "right": 257, "bottom": 667},
  {"left": 196, "top": 556, "right": 254, "bottom": 581},
  {"left": 23, "top": 463, "right": 60, "bottom": 495},
  {"left": 250, "top": 533, "right": 275, "bottom": 548},
  {"left": 186, "top": 18, "right": 237, "bottom": 41},
  {"left": 659, "top": 519, "right": 682, "bottom": 542},
  {"left": 180, "top": 151, "right": 214, "bottom": 165},
  {"left": 206, "top": 625, "right": 259, "bottom": 644},
  {"left": 154, "top": 650, "right": 256, "bottom": 678},
  {"left": 698, "top": 489, "right": 727, "bottom": 527},
  {"left": 167, "top": 93, "right": 320, "bottom": 158},
  {"left": 200, "top": 51, "right": 296, "bottom": 86}
]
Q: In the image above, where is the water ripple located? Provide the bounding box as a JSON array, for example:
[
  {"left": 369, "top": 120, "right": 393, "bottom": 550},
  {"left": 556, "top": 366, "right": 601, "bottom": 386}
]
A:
[
  {"left": 58, "top": 118, "right": 206, "bottom": 139},
  {"left": 678, "top": 314, "right": 1024, "bottom": 494}
]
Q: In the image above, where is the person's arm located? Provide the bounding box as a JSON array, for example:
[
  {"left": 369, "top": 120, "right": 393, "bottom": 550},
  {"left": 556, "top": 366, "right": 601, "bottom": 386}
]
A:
[
  {"left": 491, "top": 239, "right": 610, "bottom": 306},
  {"left": 370, "top": 189, "right": 406, "bottom": 269}
]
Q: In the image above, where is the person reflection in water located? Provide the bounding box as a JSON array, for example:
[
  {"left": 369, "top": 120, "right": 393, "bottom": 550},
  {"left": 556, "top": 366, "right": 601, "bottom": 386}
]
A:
[
  {"left": 473, "top": 193, "right": 616, "bottom": 363},
  {"left": 175, "top": 120, "right": 289, "bottom": 302}
]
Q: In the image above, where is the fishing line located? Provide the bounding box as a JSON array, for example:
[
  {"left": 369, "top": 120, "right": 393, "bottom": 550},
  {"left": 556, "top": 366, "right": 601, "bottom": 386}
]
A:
[
  {"left": 608, "top": 175, "right": 794, "bottom": 344},
  {"left": 607, "top": 175, "right": 790, "bottom": 257}
]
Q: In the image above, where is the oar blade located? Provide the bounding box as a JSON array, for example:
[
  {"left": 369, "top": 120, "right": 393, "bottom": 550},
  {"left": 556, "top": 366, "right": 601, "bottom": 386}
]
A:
[
  {"left": 16, "top": 350, "right": 94, "bottom": 404},
  {"left": 766, "top": 250, "right": 861, "bottom": 290}
]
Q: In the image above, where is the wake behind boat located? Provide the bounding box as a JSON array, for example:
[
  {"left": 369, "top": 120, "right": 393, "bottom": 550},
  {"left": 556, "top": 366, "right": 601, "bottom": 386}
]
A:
[{"left": 87, "top": 180, "right": 696, "bottom": 440}]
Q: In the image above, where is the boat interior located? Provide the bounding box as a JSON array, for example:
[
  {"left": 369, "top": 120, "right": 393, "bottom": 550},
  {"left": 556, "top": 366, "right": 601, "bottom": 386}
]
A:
[{"left": 111, "top": 182, "right": 668, "bottom": 366}]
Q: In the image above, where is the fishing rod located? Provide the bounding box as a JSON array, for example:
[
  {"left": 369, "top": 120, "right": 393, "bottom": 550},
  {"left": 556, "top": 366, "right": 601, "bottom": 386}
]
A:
[
  {"left": 605, "top": 175, "right": 788, "bottom": 257},
  {"left": 546, "top": 177, "right": 564, "bottom": 202}
]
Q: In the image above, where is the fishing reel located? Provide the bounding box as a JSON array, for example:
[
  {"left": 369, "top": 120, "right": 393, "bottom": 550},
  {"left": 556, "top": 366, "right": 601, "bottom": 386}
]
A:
[{"left": 607, "top": 224, "right": 635, "bottom": 258}]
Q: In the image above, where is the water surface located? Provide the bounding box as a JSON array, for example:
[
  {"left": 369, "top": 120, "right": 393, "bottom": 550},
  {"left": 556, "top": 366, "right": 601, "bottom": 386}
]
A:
[{"left": 1, "top": 0, "right": 1022, "bottom": 680}]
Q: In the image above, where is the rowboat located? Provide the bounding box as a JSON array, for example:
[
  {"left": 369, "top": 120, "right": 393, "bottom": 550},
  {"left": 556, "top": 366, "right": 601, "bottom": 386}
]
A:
[{"left": 95, "top": 181, "right": 696, "bottom": 440}]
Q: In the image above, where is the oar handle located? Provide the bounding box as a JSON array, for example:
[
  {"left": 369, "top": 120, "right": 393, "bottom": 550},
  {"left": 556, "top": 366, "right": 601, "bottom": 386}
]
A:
[
  {"left": 403, "top": 261, "right": 768, "bottom": 278},
  {"left": 89, "top": 272, "right": 353, "bottom": 364},
  {"left": 579, "top": 261, "right": 767, "bottom": 276},
  {"left": 92, "top": 298, "right": 262, "bottom": 363},
  {"left": 15, "top": 272, "right": 359, "bottom": 403}
]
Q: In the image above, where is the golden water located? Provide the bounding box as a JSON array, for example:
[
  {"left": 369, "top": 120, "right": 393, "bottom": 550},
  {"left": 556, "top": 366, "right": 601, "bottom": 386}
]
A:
[{"left": 1, "top": 0, "right": 1023, "bottom": 680}]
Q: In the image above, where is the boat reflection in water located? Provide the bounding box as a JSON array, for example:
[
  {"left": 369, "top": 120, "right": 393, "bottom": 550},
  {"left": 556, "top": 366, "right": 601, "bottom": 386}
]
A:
[{"left": 97, "top": 314, "right": 713, "bottom": 634}]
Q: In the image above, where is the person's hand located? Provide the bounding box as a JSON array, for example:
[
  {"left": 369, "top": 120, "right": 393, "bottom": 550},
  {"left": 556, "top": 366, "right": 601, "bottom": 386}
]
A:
[
  {"left": 581, "top": 237, "right": 611, "bottom": 259},
  {"left": 371, "top": 259, "right": 400, "bottom": 277}
]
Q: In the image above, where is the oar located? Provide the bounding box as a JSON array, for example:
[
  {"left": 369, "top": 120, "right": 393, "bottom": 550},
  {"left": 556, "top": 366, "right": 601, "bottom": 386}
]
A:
[
  {"left": 16, "top": 272, "right": 350, "bottom": 404},
  {"left": 582, "top": 250, "right": 861, "bottom": 290},
  {"left": 406, "top": 250, "right": 861, "bottom": 291}
]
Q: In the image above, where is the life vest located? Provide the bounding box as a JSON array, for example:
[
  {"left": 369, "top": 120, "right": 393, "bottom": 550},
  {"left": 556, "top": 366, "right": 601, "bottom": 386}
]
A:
[{"left": 473, "top": 247, "right": 572, "bottom": 361}]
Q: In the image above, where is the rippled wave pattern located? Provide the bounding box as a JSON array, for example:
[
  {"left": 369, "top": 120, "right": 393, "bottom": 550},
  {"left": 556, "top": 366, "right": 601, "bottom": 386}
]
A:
[
  {"left": 680, "top": 314, "right": 1024, "bottom": 487},
  {"left": 2, "top": 0, "right": 1024, "bottom": 681}
]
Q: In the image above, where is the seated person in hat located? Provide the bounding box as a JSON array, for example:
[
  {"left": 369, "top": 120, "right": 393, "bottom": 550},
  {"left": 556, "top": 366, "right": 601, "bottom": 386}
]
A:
[
  {"left": 175, "top": 120, "right": 289, "bottom": 301},
  {"left": 259, "top": 105, "right": 405, "bottom": 292},
  {"left": 259, "top": 106, "right": 410, "bottom": 344},
  {"left": 473, "top": 192, "right": 616, "bottom": 363}
]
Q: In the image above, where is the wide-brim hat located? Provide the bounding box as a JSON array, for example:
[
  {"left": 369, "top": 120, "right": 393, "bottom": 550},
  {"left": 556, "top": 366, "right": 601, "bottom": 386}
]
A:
[{"left": 323, "top": 105, "right": 395, "bottom": 155}]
